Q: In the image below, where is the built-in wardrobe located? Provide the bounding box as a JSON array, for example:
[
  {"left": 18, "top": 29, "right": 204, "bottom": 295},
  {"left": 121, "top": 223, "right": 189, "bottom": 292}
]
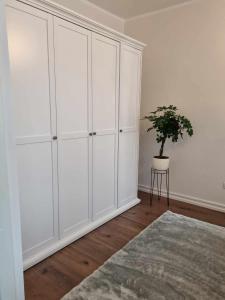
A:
[{"left": 6, "top": 0, "right": 145, "bottom": 269}]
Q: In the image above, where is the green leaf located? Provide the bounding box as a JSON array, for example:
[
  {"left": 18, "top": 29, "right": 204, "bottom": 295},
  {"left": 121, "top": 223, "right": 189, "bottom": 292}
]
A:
[{"left": 142, "top": 105, "right": 193, "bottom": 150}]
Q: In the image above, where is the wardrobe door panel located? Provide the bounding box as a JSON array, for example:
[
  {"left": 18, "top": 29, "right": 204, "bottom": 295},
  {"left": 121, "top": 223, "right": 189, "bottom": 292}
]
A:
[
  {"left": 118, "top": 132, "right": 137, "bottom": 206},
  {"left": 92, "top": 33, "right": 119, "bottom": 219},
  {"left": 92, "top": 135, "right": 116, "bottom": 219},
  {"left": 7, "top": 3, "right": 52, "bottom": 140},
  {"left": 54, "top": 17, "right": 91, "bottom": 237},
  {"left": 92, "top": 34, "right": 118, "bottom": 132},
  {"left": 119, "top": 45, "right": 141, "bottom": 131},
  {"left": 54, "top": 18, "right": 90, "bottom": 137},
  {"left": 6, "top": 2, "right": 58, "bottom": 260},
  {"left": 16, "top": 143, "right": 54, "bottom": 253},
  {"left": 58, "top": 139, "right": 89, "bottom": 236},
  {"left": 118, "top": 45, "right": 141, "bottom": 207}
]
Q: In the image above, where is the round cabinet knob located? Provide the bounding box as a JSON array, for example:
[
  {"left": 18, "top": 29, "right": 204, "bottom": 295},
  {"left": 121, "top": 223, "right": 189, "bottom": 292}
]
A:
[
  {"left": 89, "top": 133, "right": 93, "bottom": 136},
  {"left": 119, "top": 129, "right": 123, "bottom": 133},
  {"left": 52, "top": 136, "right": 57, "bottom": 140},
  {"left": 93, "top": 132, "right": 97, "bottom": 135}
]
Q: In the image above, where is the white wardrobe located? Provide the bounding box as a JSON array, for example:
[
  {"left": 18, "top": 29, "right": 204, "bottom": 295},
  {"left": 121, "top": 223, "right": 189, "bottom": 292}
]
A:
[{"left": 6, "top": 0, "right": 144, "bottom": 269}]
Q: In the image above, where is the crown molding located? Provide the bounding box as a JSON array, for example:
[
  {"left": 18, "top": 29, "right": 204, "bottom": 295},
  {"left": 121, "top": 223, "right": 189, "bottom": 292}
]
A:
[
  {"left": 81, "top": 0, "right": 125, "bottom": 23},
  {"left": 6, "top": 0, "right": 145, "bottom": 50},
  {"left": 126, "top": 0, "right": 194, "bottom": 22}
]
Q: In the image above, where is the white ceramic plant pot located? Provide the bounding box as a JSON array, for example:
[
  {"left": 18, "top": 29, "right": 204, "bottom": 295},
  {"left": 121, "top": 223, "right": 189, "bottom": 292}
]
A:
[{"left": 152, "top": 156, "right": 170, "bottom": 171}]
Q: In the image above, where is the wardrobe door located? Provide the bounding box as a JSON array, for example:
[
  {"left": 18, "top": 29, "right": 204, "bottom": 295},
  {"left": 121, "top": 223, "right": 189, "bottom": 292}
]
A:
[
  {"left": 118, "top": 44, "right": 142, "bottom": 207},
  {"left": 92, "top": 33, "right": 119, "bottom": 220},
  {"left": 54, "top": 17, "right": 91, "bottom": 238},
  {"left": 6, "top": 1, "right": 58, "bottom": 260}
]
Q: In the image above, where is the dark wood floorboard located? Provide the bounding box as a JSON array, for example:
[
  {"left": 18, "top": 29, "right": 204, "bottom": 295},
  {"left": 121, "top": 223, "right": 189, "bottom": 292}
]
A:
[{"left": 24, "top": 191, "right": 225, "bottom": 300}]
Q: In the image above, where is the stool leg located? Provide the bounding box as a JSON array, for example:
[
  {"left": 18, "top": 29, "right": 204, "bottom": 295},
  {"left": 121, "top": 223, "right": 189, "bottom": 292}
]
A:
[
  {"left": 150, "top": 168, "right": 152, "bottom": 206},
  {"left": 166, "top": 169, "right": 170, "bottom": 208},
  {"left": 156, "top": 173, "right": 159, "bottom": 200},
  {"left": 150, "top": 169, "right": 155, "bottom": 206},
  {"left": 159, "top": 173, "right": 163, "bottom": 200}
]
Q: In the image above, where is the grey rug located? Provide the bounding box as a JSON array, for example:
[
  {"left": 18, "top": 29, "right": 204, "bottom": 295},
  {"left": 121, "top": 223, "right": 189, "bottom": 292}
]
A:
[{"left": 62, "top": 211, "right": 225, "bottom": 300}]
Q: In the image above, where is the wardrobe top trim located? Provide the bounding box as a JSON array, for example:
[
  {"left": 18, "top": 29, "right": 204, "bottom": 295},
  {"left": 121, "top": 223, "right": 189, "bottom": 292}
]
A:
[{"left": 6, "top": 0, "right": 146, "bottom": 50}]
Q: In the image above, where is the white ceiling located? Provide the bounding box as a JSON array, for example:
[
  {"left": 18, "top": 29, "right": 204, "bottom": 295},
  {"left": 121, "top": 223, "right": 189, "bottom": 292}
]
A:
[{"left": 87, "top": 0, "right": 192, "bottom": 19}]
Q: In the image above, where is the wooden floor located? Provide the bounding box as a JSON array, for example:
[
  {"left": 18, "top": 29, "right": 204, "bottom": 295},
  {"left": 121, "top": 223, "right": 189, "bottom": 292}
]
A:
[{"left": 24, "top": 191, "right": 225, "bottom": 300}]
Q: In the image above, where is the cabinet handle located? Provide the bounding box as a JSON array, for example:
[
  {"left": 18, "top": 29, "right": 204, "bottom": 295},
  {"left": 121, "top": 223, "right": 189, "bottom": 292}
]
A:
[
  {"left": 52, "top": 136, "right": 57, "bottom": 140},
  {"left": 119, "top": 129, "right": 123, "bottom": 133},
  {"left": 89, "top": 133, "right": 93, "bottom": 136},
  {"left": 93, "top": 132, "right": 96, "bottom": 135}
]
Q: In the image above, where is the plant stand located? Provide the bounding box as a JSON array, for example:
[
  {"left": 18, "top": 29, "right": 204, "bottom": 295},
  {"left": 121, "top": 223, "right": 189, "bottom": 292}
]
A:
[{"left": 150, "top": 168, "right": 170, "bottom": 207}]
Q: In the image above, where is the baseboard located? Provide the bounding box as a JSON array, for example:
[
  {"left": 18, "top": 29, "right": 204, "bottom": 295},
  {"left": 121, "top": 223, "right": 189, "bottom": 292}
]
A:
[
  {"left": 138, "top": 184, "right": 225, "bottom": 213},
  {"left": 23, "top": 198, "right": 140, "bottom": 270}
]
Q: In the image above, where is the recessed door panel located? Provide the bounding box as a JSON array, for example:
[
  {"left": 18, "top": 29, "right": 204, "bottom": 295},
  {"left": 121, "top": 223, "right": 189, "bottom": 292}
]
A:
[
  {"left": 92, "top": 135, "right": 116, "bottom": 219},
  {"left": 54, "top": 17, "right": 91, "bottom": 237},
  {"left": 54, "top": 18, "right": 90, "bottom": 137},
  {"left": 58, "top": 139, "right": 89, "bottom": 235},
  {"left": 92, "top": 33, "right": 118, "bottom": 133},
  {"left": 118, "top": 132, "right": 137, "bottom": 207},
  {"left": 7, "top": 3, "right": 52, "bottom": 140},
  {"left": 120, "top": 46, "right": 141, "bottom": 131},
  {"left": 16, "top": 143, "right": 54, "bottom": 253}
]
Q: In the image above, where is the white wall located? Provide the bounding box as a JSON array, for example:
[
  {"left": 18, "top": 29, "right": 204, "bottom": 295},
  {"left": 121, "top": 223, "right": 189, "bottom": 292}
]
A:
[
  {"left": 52, "top": 0, "right": 124, "bottom": 32},
  {"left": 0, "top": 1, "right": 24, "bottom": 299},
  {"left": 125, "top": 0, "right": 225, "bottom": 211}
]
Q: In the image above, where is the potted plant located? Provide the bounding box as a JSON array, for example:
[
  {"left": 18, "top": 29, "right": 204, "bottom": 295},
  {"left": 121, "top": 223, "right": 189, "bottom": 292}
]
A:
[{"left": 144, "top": 105, "right": 193, "bottom": 170}]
